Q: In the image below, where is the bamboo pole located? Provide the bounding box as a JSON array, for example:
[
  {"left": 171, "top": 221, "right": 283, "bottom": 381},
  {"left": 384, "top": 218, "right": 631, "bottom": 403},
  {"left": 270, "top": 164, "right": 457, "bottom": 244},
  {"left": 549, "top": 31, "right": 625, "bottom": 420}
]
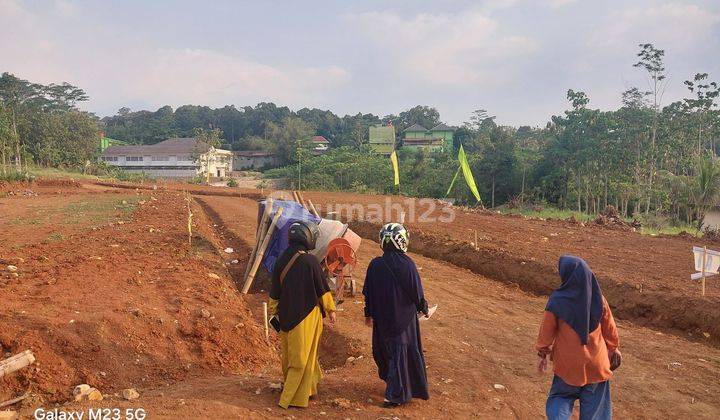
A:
[
  {"left": 0, "top": 351, "right": 35, "bottom": 379},
  {"left": 0, "top": 350, "right": 32, "bottom": 367},
  {"left": 242, "top": 207, "right": 284, "bottom": 294},
  {"left": 297, "top": 191, "right": 308, "bottom": 209},
  {"left": 0, "top": 394, "right": 28, "bottom": 409},
  {"left": 291, "top": 190, "right": 300, "bottom": 202},
  {"left": 702, "top": 246, "right": 707, "bottom": 297},
  {"left": 244, "top": 199, "right": 273, "bottom": 281},
  {"left": 307, "top": 199, "right": 320, "bottom": 218},
  {"left": 263, "top": 302, "right": 269, "bottom": 341},
  {"left": 186, "top": 193, "right": 193, "bottom": 248}
]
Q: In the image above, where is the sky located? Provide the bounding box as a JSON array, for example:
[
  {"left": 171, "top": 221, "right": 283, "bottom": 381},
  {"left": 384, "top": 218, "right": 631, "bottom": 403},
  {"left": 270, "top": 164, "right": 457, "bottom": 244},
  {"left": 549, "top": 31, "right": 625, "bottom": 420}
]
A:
[{"left": 2, "top": 0, "right": 720, "bottom": 126}]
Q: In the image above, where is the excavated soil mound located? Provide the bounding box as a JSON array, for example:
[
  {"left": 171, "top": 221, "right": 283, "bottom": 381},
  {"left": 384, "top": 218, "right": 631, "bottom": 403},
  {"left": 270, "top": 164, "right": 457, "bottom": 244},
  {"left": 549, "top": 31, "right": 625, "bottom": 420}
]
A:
[
  {"left": 0, "top": 191, "right": 274, "bottom": 404},
  {"left": 34, "top": 179, "right": 81, "bottom": 188},
  {"left": 593, "top": 205, "right": 641, "bottom": 230},
  {"left": 344, "top": 218, "right": 720, "bottom": 347},
  {"left": 1, "top": 178, "right": 83, "bottom": 197}
]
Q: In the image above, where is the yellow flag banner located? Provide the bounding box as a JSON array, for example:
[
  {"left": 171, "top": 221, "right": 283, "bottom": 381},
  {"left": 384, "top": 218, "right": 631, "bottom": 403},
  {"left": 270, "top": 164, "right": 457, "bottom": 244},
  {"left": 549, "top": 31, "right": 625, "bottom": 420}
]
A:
[
  {"left": 390, "top": 150, "right": 400, "bottom": 186},
  {"left": 458, "top": 145, "right": 482, "bottom": 203}
]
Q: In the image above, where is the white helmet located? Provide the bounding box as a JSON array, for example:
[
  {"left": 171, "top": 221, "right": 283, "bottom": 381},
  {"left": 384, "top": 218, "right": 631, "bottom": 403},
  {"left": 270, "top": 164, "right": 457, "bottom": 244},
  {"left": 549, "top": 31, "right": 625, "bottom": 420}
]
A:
[{"left": 379, "top": 223, "right": 409, "bottom": 253}]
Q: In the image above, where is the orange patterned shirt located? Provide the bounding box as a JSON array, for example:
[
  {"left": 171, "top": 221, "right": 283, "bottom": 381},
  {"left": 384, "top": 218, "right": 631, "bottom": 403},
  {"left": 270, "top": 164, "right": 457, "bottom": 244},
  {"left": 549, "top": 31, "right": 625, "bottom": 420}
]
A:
[{"left": 536, "top": 296, "right": 619, "bottom": 386}]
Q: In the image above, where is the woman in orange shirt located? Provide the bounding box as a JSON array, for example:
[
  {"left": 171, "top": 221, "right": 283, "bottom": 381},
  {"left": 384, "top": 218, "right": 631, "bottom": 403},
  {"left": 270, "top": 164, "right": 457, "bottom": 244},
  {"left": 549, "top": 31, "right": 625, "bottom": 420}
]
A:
[{"left": 536, "top": 255, "right": 621, "bottom": 420}]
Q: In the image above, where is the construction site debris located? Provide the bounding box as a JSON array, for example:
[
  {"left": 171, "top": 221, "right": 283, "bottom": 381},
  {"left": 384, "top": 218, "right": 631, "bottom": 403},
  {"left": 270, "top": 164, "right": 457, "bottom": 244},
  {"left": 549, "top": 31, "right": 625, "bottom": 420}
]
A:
[
  {"left": 0, "top": 350, "right": 35, "bottom": 379},
  {"left": 332, "top": 397, "right": 352, "bottom": 408},
  {"left": 593, "top": 206, "right": 641, "bottom": 230},
  {"left": 122, "top": 388, "right": 140, "bottom": 400},
  {"left": 73, "top": 384, "right": 103, "bottom": 401}
]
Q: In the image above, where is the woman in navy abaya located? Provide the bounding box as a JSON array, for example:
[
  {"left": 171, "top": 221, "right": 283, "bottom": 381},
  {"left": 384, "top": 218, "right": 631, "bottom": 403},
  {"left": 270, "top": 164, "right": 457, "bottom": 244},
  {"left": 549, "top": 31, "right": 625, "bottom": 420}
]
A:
[{"left": 363, "top": 222, "right": 430, "bottom": 408}]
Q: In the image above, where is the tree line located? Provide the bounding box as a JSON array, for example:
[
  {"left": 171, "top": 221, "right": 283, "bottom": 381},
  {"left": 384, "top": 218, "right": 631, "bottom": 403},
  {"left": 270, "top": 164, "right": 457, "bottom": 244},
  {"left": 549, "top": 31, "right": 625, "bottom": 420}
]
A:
[
  {"left": 102, "top": 102, "right": 443, "bottom": 165},
  {"left": 267, "top": 44, "right": 720, "bottom": 229},
  {"left": 3, "top": 42, "right": 720, "bottom": 228},
  {"left": 0, "top": 72, "right": 99, "bottom": 175}
]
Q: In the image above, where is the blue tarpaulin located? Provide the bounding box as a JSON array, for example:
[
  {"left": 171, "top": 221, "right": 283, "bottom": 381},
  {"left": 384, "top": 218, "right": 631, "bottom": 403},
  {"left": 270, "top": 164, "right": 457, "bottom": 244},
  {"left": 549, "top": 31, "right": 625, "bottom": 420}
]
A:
[{"left": 258, "top": 200, "right": 321, "bottom": 272}]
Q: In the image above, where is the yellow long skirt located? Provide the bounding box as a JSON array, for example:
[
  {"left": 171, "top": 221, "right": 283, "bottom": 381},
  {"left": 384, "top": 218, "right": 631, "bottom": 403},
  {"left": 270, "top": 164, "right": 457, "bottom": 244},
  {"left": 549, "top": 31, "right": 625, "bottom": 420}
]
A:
[{"left": 279, "top": 305, "right": 324, "bottom": 409}]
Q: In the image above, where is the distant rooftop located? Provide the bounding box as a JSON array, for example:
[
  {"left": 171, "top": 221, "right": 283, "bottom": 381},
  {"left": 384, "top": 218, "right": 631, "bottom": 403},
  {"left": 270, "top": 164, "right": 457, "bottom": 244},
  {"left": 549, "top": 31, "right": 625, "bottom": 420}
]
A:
[
  {"left": 404, "top": 123, "right": 427, "bottom": 132},
  {"left": 235, "top": 150, "right": 275, "bottom": 157},
  {"left": 312, "top": 135, "right": 330, "bottom": 144},
  {"left": 103, "top": 138, "right": 213, "bottom": 156}
]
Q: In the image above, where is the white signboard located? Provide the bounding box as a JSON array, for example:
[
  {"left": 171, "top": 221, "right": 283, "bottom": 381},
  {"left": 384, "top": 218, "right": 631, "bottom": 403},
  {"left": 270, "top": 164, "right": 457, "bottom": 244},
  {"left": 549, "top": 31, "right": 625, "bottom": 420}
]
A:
[{"left": 691, "top": 246, "right": 720, "bottom": 280}]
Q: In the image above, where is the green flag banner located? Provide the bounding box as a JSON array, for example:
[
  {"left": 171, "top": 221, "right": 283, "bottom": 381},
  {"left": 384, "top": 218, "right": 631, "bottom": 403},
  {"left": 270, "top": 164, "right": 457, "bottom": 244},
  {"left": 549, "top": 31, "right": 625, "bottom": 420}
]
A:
[
  {"left": 446, "top": 167, "right": 460, "bottom": 197},
  {"left": 458, "top": 145, "right": 482, "bottom": 203}
]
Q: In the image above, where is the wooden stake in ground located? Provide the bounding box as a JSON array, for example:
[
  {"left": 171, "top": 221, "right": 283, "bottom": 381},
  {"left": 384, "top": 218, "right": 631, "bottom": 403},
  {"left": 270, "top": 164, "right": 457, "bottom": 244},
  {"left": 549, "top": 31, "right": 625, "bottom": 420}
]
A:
[
  {"left": 307, "top": 199, "right": 320, "bottom": 218},
  {"left": 263, "top": 302, "right": 269, "bottom": 341},
  {"left": 242, "top": 207, "right": 284, "bottom": 294},
  {"left": 0, "top": 350, "right": 35, "bottom": 379},
  {"left": 244, "top": 200, "right": 274, "bottom": 281},
  {"left": 185, "top": 192, "right": 193, "bottom": 248},
  {"left": 400, "top": 211, "right": 406, "bottom": 224},
  {"left": 474, "top": 229, "right": 478, "bottom": 250}
]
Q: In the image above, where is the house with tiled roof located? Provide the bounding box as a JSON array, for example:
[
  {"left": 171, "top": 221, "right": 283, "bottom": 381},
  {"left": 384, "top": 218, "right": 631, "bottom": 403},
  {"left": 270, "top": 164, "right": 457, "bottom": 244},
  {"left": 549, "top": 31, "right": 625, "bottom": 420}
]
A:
[
  {"left": 402, "top": 123, "right": 456, "bottom": 153},
  {"left": 233, "top": 150, "right": 279, "bottom": 170},
  {"left": 101, "top": 137, "right": 233, "bottom": 178},
  {"left": 311, "top": 135, "right": 331, "bottom": 155}
]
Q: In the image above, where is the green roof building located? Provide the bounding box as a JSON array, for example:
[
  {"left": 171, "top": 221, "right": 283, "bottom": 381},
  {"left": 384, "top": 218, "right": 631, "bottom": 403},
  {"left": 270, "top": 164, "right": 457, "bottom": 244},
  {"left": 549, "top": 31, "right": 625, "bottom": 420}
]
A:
[
  {"left": 402, "top": 123, "right": 455, "bottom": 153},
  {"left": 368, "top": 124, "right": 396, "bottom": 156}
]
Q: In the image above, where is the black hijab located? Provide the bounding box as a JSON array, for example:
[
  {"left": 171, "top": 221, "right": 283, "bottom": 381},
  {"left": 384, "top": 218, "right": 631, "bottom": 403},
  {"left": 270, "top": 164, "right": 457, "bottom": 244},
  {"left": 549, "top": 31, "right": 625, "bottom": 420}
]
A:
[{"left": 269, "top": 242, "right": 331, "bottom": 332}]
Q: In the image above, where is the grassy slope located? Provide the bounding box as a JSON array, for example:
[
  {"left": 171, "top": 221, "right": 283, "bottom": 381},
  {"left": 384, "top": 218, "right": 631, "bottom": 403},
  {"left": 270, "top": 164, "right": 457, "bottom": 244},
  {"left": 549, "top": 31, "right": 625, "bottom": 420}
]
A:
[{"left": 498, "top": 205, "right": 700, "bottom": 236}]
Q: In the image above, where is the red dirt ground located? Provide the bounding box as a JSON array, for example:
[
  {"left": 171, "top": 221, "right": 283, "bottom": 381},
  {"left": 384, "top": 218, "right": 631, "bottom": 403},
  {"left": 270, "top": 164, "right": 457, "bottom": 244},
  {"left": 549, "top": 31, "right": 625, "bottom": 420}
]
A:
[
  {"left": 0, "top": 183, "right": 274, "bottom": 411},
  {"left": 183, "top": 194, "right": 720, "bottom": 419},
  {"left": 299, "top": 191, "right": 720, "bottom": 346},
  {"left": 2, "top": 180, "right": 720, "bottom": 419}
]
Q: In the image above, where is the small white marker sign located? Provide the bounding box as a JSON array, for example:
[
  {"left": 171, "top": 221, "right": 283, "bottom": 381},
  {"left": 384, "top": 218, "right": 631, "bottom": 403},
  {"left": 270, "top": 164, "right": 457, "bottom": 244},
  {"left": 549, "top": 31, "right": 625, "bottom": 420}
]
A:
[{"left": 691, "top": 246, "right": 720, "bottom": 280}]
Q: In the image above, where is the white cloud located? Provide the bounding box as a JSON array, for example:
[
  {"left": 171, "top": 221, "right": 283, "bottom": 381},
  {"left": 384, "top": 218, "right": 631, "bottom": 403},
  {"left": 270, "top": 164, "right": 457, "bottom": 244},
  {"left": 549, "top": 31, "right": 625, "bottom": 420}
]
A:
[
  {"left": 346, "top": 10, "right": 538, "bottom": 86},
  {"left": 545, "top": 0, "right": 578, "bottom": 8},
  {"left": 114, "top": 48, "right": 349, "bottom": 109},
  {"left": 592, "top": 3, "right": 720, "bottom": 51},
  {"left": 0, "top": 0, "right": 350, "bottom": 115}
]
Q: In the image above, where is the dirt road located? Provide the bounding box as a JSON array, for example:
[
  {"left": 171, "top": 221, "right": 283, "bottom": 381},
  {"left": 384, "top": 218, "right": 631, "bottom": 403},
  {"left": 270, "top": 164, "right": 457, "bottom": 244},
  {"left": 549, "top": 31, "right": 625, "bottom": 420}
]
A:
[
  {"left": 187, "top": 194, "right": 720, "bottom": 419},
  {"left": 3, "top": 182, "right": 720, "bottom": 419},
  {"left": 296, "top": 191, "right": 720, "bottom": 347}
]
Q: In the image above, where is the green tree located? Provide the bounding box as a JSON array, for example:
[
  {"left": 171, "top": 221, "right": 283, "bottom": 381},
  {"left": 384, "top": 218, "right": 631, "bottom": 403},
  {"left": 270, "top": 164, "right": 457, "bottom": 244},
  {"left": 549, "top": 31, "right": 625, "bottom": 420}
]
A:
[
  {"left": 691, "top": 153, "right": 720, "bottom": 230},
  {"left": 634, "top": 43, "right": 668, "bottom": 213}
]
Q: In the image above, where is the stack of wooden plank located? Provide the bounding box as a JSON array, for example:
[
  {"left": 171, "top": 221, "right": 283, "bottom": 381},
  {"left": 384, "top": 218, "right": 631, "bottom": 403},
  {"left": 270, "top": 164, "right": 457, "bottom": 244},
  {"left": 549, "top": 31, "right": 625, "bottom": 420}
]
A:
[{"left": 241, "top": 191, "right": 317, "bottom": 294}]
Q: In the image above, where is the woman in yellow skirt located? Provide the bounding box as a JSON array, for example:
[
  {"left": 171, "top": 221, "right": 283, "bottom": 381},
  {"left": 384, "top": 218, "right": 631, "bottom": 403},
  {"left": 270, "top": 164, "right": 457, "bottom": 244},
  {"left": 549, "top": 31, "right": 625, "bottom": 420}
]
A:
[{"left": 269, "top": 220, "right": 337, "bottom": 409}]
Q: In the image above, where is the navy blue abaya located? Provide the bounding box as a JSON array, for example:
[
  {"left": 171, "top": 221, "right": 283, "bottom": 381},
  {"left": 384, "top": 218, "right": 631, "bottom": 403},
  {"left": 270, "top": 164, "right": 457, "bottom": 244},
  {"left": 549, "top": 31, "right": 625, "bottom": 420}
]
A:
[{"left": 363, "top": 251, "right": 430, "bottom": 404}]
